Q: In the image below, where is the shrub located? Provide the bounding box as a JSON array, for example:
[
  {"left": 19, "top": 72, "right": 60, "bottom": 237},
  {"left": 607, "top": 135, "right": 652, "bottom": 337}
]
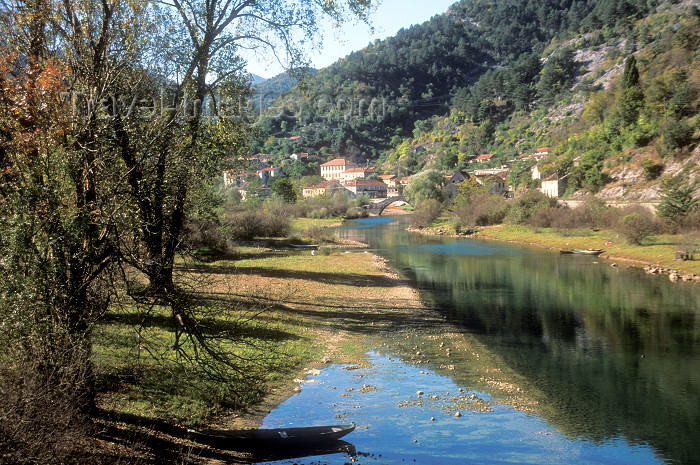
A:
[
  {"left": 0, "top": 345, "right": 94, "bottom": 465},
  {"left": 529, "top": 207, "right": 559, "bottom": 228},
  {"left": 506, "top": 190, "right": 558, "bottom": 225},
  {"left": 661, "top": 119, "right": 695, "bottom": 151},
  {"left": 410, "top": 199, "right": 443, "bottom": 229},
  {"left": 614, "top": 207, "right": 660, "bottom": 245},
  {"left": 180, "top": 216, "right": 228, "bottom": 255},
  {"left": 310, "top": 207, "right": 329, "bottom": 219},
  {"left": 641, "top": 158, "right": 663, "bottom": 180},
  {"left": 223, "top": 209, "right": 291, "bottom": 240},
  {"left": 453, "top": 192, "right": 510, "bottom": 228},
  {"left": 303, "top": 226, "right": 333, "bottom": 243},
  {"left": 345, "top": 206, "right": 368, "bottom": 219}
]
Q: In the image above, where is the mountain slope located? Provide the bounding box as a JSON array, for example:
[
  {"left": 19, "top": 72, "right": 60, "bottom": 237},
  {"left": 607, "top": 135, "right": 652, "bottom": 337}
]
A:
[
  {"left": 252, "top": 0, "right": 658, "bottom": 160},
  {"left": 381, "top": 1, "right": 700, "bottom": 201}
]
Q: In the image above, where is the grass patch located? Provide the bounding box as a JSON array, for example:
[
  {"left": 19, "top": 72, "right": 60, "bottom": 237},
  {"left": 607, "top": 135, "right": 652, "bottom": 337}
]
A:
[{"left": 290, "top": 217, "right": 342, "bottom": 230}]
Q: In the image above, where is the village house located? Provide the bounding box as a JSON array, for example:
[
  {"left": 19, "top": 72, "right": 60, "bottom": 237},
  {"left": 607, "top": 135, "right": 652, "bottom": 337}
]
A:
[
  {"left": 379, "top": 175, "right": 404, "bottom": 196},
  {"left": 473, "top": 166, "right": 510, "bottom": 176},
  {"left": 256, "top": 166, "right": 281, "bottom": 184},
  {"left": 474, "top": 174, "right": 507, "bottom": 195},
  {"left": 445, "top": 170, "right": 470, "bottom": 195},
  {"left": 320, "top": 158, "right": 360, "bottom": 181},
  {"left": 302, "top": 180, "right": 348, "bottom": 198},
  {"left": 540, "top": 173, "right": 567, "bottom": 198},
  {"left": 529, "top": 147, "right": 552, "bottom": 162},
  {"left": 396, "top": 176, "right": 410, "bottom": 187},
  {"left": 475, "top": 154, "right": 495, "bottom": 164},
  {"left": 531, "top": 164, "right": 544, "bottom": 180},
  {"left": 341, "top": 167, "right": 376, "bottom": 184},
  {"left": 344, "top": 179, "right": 388, "bottom": 198},
  {"left": 379, "top": 175, "right": 398, "bottom": 186},
  {"left": 223, "top": 169, "right": 240, "bottom": 187},
  {"left": 223, "top": 170, "right": 259, "bottom": 187}
]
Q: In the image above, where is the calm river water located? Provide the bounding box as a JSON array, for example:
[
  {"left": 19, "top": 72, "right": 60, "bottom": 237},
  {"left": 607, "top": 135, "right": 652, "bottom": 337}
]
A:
[{"left": 257, "top": 216, "right": 700, "bottom": 465}]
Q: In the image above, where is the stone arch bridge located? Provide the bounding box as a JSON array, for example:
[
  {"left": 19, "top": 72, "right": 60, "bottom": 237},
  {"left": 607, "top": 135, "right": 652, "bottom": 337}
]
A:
[{"left": 367, "top": 196, "right": 411, "bottom": 215}]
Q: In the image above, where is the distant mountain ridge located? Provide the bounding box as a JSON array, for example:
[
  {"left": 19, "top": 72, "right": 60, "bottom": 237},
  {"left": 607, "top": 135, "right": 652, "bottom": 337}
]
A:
[{"left": 254, "top": 68, "right": 317, "bottom": 100}]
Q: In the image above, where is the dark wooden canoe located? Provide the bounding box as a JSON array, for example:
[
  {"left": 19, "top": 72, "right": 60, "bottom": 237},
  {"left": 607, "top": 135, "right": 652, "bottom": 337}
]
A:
[{"left": 187, "top": 423, "right": 356, "bottom": 450}]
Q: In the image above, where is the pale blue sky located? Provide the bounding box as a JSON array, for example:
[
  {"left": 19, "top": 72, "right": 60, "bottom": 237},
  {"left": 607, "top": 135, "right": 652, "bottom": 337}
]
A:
[{"left": 245, "top": 0, "right": 458, "bottom": 79}]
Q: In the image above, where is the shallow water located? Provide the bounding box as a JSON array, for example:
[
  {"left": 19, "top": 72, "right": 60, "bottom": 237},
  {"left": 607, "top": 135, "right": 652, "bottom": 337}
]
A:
[
  {"left": 254, "top": 216, "right": 700, "bottom": 464},
  {"left": 258, "top": 351, "right": 664, "bottom": 465}
]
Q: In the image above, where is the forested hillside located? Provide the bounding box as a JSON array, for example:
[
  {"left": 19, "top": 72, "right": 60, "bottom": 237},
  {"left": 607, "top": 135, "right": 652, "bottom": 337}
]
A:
[
  {"left": 382, "top": 1, "right": 699, "bottom": 201},
  {"left": 251, "top": 0, "right": 660, "bottom": 163}
]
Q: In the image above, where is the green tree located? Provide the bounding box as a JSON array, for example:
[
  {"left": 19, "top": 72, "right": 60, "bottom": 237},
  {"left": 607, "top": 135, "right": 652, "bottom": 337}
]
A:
[
  {"left": 661, "top": 119, "right": 695, "bottom": 151},
  {"left": 537, "top": 48, "right": 577, "bottom": 105},
  {"left": 404, "top": 169, "right": 446, "bottom": 206},
  {"left": 621, "top": 55, "right": 640, "bottom": 89},
  {"left": 657, "top": 176, "right": 699, "bottom": 224},
  {"left": 271, "top": 176, "right": 298, "bottom": 203},
  {"left": 0, "top": 0, "right": 379, "bottom": 456},
  {"left": 609, "top": 54, "right": 644, "bottom": 129}
]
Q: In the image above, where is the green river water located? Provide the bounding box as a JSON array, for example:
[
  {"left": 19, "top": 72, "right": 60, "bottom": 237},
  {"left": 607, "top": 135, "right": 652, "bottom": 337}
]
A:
[{"left": 257, "top": 216, "right": 700, "bottom": 465}]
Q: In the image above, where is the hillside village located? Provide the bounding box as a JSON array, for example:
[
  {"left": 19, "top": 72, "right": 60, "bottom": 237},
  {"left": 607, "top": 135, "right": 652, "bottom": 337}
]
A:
[{"left": 221, "top": 145, "right": 573, "bottom": 204}]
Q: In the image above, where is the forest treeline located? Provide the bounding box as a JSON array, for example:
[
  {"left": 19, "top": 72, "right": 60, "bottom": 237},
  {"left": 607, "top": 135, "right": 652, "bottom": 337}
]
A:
[{"left": 253, "top": 0, "right": 660, "bottom": 161}]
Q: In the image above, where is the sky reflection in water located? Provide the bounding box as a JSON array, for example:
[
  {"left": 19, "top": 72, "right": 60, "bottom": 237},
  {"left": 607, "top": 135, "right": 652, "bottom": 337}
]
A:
[{"left": 258, "top": 352, "right": 664, "bottom": 465}]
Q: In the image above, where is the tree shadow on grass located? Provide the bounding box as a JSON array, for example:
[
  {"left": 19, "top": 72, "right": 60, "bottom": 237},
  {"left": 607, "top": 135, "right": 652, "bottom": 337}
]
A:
[
  {"left": 101, "top": 310, "right": 300, "bottom": 343},
  {"left": 179, "top": 262, "right": 399, "bottom": 288},
  {"left": 94, "top": 411, "right": 251, "bottom": 464}
]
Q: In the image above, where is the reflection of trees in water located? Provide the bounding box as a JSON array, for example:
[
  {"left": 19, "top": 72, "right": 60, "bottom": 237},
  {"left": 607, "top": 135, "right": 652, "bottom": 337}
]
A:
[{"left": 338, "top": 220, "right": 700, "bottom": 464}]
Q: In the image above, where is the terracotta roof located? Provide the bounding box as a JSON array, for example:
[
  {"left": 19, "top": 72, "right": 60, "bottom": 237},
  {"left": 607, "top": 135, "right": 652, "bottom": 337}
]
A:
[
  {"left": 288, "top": 136, "right": 301, "bottom": 141},
  {"left": 321, "top": 158, "right": 358, "bottom": 167},
  {"left": 536, "top": 147, "right": 551, "bottom": 153},
  {"left": 476, "top": 154, "right": 495, "bottom": 160}
]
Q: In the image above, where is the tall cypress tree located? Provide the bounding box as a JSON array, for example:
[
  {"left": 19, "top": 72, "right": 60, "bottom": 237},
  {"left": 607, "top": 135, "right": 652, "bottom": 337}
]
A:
[{"left": 622, "top": 55, "right": 640, "bottom": 89}]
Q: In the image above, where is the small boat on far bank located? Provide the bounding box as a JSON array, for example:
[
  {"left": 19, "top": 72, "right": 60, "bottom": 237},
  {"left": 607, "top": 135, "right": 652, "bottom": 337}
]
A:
[
  {"left": 187, "top": 423, "right": 356, "bottom": 451},
  {"left": 561, "top": 249, "right": 605, "bottom": 256}
]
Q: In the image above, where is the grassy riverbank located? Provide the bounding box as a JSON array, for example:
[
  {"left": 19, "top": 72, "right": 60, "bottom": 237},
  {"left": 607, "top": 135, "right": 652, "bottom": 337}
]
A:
[
  {"left": 422, "top": 217, "right": 699, "bottom": 280},
  {"left": 90, "top": 235, "right": 430, "bottom": 462},
  {"left": 475, "top": 225, "right": 700, "bottom": 277}
]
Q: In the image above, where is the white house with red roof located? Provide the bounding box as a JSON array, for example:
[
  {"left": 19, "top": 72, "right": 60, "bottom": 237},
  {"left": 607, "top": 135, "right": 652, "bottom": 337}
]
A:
[
  {"left": 320, "top": 158, "right": 360, "bottom": 180},
  {"left": 256, "top": 166, "right": 281, "bottom": 184},
  {"left": 475, "top": 154, "right": 495, "bottom": 164},
  {"left": 341, "top": 167, "right": 376, "bottom": 183}
]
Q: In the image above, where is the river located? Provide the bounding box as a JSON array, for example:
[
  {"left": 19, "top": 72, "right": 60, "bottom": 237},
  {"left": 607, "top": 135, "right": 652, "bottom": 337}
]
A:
[{"left": 257, "top": 216, "right": 700, "bottom": 465}]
